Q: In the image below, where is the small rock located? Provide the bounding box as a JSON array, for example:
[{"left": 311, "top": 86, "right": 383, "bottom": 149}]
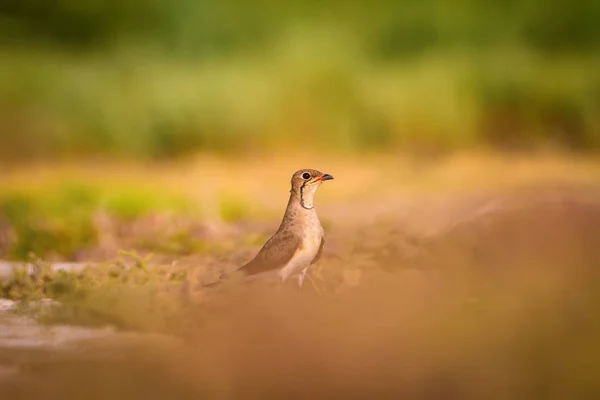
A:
[{"left": 0, "top": 299, "right": 17, "bottom": 313}]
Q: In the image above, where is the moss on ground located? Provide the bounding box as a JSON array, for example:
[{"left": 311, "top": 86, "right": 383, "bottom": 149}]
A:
[{"left": 1, "top": 252, "right": 197, "bottom": 332}]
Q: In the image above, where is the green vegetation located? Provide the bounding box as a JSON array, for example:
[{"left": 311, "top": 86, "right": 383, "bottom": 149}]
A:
[
  {"left": 0, "top": 182, "right": 197, "bottom": 259},
  {"left": 218, "top": 192, "right": 253, "bottom": 222},
  {"left": 1, "top": 1, "right": 600, "bottom": 394},
  {"left": 2, "top": 252, "right": 192, "bottom": 332},
  {"left": 0, "top": 0, "right": 599, "bottom": 160}
]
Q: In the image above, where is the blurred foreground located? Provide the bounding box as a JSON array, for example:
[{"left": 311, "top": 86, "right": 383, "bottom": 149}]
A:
[
  {"left": 2, "top": 0, "right": 600, "bottom": 397},
  {"left": 0, "top": 154, "right": 600, "bottom": 398},
  {"left": 1, "top": 188, "right": 600, "bottom": 399}
]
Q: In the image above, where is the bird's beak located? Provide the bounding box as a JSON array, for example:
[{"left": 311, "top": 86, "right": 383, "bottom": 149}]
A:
[{"left": 321, "top": 173, "right": 334, "bottom": 181}]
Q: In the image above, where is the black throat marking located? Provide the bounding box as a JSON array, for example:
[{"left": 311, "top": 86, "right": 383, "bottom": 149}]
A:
[{"left": 299, "top": 182, "right": 314, "bottom": 210}]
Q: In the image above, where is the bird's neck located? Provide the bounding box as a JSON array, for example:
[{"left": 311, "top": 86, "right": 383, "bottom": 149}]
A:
[{"left": 279, "top": 188, "right": 318, "bottom": 230}]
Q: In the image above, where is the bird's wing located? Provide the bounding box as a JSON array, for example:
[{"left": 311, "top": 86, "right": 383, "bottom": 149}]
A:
[
  {"left": 310, "top": 235, "right": 325, "bottom": 265},
  {"left": 239, "top": 230, "right": 303, "bottom": 276}
]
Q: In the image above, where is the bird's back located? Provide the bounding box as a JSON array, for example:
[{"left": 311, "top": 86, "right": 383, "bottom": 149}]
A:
[{"left": 240, "top": 228, "right": 303, "bottom": 277}]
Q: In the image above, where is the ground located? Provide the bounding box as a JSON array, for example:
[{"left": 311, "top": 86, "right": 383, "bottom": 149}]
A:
[{"left": 1, "top": 152, "right": 600, "bottom": 399}]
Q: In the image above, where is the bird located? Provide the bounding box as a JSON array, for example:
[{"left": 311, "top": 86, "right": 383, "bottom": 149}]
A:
[{"left": 218, "top": 169, "right": 334, "bottom": 288}]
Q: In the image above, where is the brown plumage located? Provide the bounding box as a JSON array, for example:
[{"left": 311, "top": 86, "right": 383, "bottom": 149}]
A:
[{"left": 223, "top": 168, "right": 333, "bottom": 287}]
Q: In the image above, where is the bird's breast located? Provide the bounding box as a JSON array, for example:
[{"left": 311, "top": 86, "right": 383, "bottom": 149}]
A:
[
  {"left": 302, "top": 230, "right": 322, "bottom": 257},
  {"left": 297, "top": 218, "right": 324, "bottom": 264},
  {"left": 278, "top": 214, "right": 323, "bottom": 282},
  {"left": 303, "top": 214, "right": 324, "bottom": 248}
]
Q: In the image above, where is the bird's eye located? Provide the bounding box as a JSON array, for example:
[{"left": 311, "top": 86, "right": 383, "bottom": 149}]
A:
[{"left": 302, "top": 172, "right": 311, "bottom": 180}]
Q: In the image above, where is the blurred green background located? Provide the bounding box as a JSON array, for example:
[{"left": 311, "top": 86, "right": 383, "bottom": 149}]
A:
[
  {"left": 0, "top": 0, "right": 599, "bottom": 160},
  {"left": 2, "top": 6, "right": 600, "bottom": 396}
]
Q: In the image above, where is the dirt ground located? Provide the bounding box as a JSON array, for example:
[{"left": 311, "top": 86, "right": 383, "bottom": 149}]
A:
[{"left": 1, "top": 154, "right": 600, "bottom": 399}]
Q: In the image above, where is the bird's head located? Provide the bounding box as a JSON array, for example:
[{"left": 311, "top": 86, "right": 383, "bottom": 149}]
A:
[{"left": 290, "top": 169, "right": 334, "bottom": 209}]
